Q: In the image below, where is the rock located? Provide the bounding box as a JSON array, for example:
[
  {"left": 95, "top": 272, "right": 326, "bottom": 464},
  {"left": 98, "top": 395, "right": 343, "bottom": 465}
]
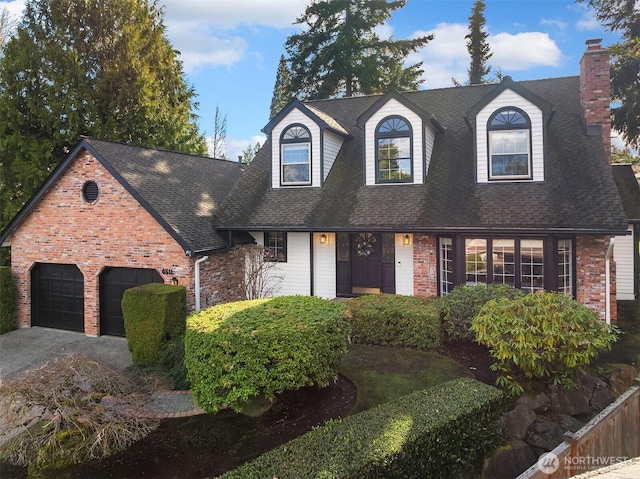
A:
[
  {"left": 605, "top": 364, "right": 638, "bottom": 396},
  {"left": 527, "top": 421, "right": 565, "bottom": 451},
  {"left": 481, "top": 439, "right": 537, "bottom": 479},
  {"left": 559, "top": 414, "right": 584, "bottom": 433},
  {"left": 516, "top": 392, "right": 550, "bottom": 413},
  {"left": 590, "top": 388, "right": 615, "bottom": 411},
  {"left": 548, "top": 383, "right": 591, "bottom": 416},
  {"left": 502, "top": 404, "right": 536, "bottom": 440}
]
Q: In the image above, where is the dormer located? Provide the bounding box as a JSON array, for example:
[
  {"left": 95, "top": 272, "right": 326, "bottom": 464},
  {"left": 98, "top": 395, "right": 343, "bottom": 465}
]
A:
[
  {"left": 466, "top": 77, "right": 554, "bottom": 183},
  {"left": 357, "top": 90, "right": 444, "bottom": 186},
  {"left": 263, "top": 99, "right": 349, "bottom": 189}
]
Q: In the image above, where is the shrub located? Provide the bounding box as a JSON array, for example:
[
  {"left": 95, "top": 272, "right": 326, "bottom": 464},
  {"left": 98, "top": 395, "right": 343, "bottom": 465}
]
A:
[
  {"left": 185, "top": 296, "right": 350, "bottom": 413},
  {"left": 159, "top": 319, "right": 190, "bottom": 390},
  {"left": 440, "top": 284, "right": 525, "bottom": 342},
  {"left": 218, "top": 377, "right": 505, "bottom": 479},
  {"left": 0, "top": 266, "right": 16, "bottom": 334},
  {"left": 122, "top": 283, "right": 186, "bottom": 364},
  {"left": 346, "top": 294, "right": 441, "bottom": 350},
  {"left": 471, "top": 291, "right": 620, "bottom": 396}
]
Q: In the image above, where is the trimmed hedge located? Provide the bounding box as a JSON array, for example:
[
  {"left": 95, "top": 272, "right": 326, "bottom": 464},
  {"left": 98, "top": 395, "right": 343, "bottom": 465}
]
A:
[
  {"left": 346, "top": 294, "right": 441, "bottom": 350},
  {"left": 0, "top": 266, "right": 16, "bottom": 334},
  {"left": 122, "top": 283, "right": 186, "bottom": 364},
  {"left": 218, "top": 377, "right": 505, "bottom": 479},
  {"left": 440, "top": 284, "right": 525, "bottom": 342},
  {"left": 185, "top": 296, "right": 350, "bottom": 413}
]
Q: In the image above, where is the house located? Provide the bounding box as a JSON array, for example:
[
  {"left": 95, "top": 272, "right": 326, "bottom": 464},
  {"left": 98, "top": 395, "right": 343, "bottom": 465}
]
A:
[
  {"left": 0, "top": 138, "right": 251, "bottom": 336},
  {"left": 0, "top": 39, "right": 633, "bottom": 336},
  {"left": 215, "top": 38, "right": 629, "bottom": 322},
  {"left": 613, "top": 164, "right": 640, "bottom": 300}
]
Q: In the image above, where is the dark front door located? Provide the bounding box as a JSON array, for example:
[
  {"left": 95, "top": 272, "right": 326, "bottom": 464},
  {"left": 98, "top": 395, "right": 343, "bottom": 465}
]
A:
[
  {"left": 99, "top": 267, "right": 163, "bottom": 336},
  {"left": 336, "top": 232, "right": 395, "bottom": 296},
  {"left": 31, "top": 263, "right": 84, "bottom": 332}
]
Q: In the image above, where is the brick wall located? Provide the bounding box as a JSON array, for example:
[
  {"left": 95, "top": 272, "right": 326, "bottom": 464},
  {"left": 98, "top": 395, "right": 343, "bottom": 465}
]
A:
[
  {"left": 576, "top": 235, "right": 617, "bottom": 321},
  {"left": 197, "top": 248, "right": 245, "bottom": 309},
  {"left": 579, "top": 39, "right": 611, "bottom": 159},
  {"left": 413, "top": 233, "right": 438, "bottom": 297},
  {"left": 9, "top": 151, "right": 241, "bottom": 335}
]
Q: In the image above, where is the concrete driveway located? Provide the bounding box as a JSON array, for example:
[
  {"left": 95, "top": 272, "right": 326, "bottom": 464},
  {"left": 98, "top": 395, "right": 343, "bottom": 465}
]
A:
[{"left": 0, "top": 327, "right": 133, "bottom": 382}]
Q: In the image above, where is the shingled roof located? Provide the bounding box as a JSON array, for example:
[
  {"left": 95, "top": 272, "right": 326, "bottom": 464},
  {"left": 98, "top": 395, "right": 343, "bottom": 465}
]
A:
[
  {"left": 217, "top": 76, "right": 628, "bottom": 235},
  {"left": 612, "top": 164, "right": 640, "bottom": 223},
  {"left": 0, "top": 138, "right": 246, "bottom": 253}
]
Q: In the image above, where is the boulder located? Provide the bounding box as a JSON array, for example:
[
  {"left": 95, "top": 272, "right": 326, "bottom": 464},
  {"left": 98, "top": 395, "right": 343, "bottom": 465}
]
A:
[
  {"left": 605, "top": 364, "right": 638, "bottom": 397},
  {"left": 481, "top": 439, "right": 537, "bottom": 479},
  {"left": 559, "top": 414, "right": 585, "bottom": 433},
  {"left": 527, "top": 421, "right": 565, "bottom": 451},
  {"left": 548, "top": 383, "right": 591, "bottom": 416},
  {"left": 501, "top": 404, "right": 536, "bottom": 440},
  {"left": 516, "top": 392, "right": 550, "bottom": 413},
  {"left": 590, "top": 388, "right": 615, "bottom": 411}
]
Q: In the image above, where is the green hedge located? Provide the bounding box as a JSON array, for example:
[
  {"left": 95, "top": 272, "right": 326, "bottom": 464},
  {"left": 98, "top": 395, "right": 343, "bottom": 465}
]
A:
[
  {"left": 0, "top": 266, "right": 16, "bottom": 334},
  {"left": 121, "top": 283, "right": 186, "bottom": 364},
  {"left": 440, "top": 284, "right": 525, "bottom": 342},
  {"left": 185, "top": 296, "right": 350, "bottom": 413},
  {"left": 346, "top": 294, "right": 441, "bottom": 350},
  {"left": 218, "top": 377, "right": 505, "bottom": 479}
]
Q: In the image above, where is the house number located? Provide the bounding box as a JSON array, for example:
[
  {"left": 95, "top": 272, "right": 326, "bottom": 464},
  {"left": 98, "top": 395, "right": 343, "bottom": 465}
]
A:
[{"left": 162, "top": 268, "right": 174, "bottom": 275}]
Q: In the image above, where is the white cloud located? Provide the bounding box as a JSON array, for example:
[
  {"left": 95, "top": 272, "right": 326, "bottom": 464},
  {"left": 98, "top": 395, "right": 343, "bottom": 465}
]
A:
[
  {"left": 491, "top": 32, "right": 563, "bottom": 70},
  {"left": 0, "top": 0, "right": 24, "bottom": 19},
  {"left": 574, "top": 4, "right": 601, "bottom": 31},
  {"left": 207, "top": 135, "right": 266, "bottom": 162},
  {"left": 541, "top": 18, "right": 568, "bottom": 30}
]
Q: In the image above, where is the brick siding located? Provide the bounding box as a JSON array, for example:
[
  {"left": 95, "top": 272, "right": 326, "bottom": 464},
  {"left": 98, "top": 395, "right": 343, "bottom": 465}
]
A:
[
  {"left": 576, "top": 235, "right": 617, "bottom": 321},
  {"left": 10, "top": 151, "right": 242, "bottom": 335},
  {"left": 412, "top": 233, "right": 438, "bottom": 297}
]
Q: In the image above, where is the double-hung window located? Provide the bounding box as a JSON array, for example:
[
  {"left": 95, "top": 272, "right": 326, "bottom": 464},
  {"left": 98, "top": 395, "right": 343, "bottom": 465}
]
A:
[
  {"left": 488, "top": 108, "right": 531, "bottom": 180},
  {"left": 376, "top": 116, "right": 413, "bottom": 183},
  {"left": 281, "top": 125, "right": 311, "bottom": 185},
  {"left": 264, "top": 232, "right": 287, "bottom": 262}
]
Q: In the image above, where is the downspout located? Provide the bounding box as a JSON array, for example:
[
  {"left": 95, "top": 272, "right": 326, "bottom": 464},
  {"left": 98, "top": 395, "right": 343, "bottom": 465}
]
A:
[
  {"left": 605, "top": 237, "right": 615, "bottom": 324},
  {"left": 195, "top": 255, "right": 209, "bottom": 312}
]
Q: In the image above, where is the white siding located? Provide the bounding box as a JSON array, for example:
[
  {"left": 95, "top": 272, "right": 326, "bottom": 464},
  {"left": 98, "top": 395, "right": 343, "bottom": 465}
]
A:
[
  {"left": 614, "top": 228, "right": 636, "bottom": 300},
  {"left": 475, "top": 89, "right": 544, "bottom": 183},
  {"left": 364, "top": 98, "right": 424, "bottom": 186},
  {"left": 424, "top": 123, "right": 437, "bottom": 175},
  {"left": 395, "top": 233, "right": 414, "bottom": 295},
  {"left": 250, "top": 232, "right": 311, "bottom": 297},
  {"left": 313, "top": 233, "right": 336, "bottom": 298},
  {"left": 322, "top": 131, "right": 344, "bottom": 182},
  {"left": 271, "top": 109, "right": 322, "bottom": 189}
]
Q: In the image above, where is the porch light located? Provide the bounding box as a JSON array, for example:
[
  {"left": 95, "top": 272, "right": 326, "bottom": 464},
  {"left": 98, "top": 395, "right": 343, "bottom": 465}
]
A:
[
  {"left": 403, "top": 234, "right": 411, "bottom": 245},
  {"left": 320, "top": 233, "right": 328, "bottom": 244},
  {"left": 171, "top": 277, "right": 179, "bottom": 285}
]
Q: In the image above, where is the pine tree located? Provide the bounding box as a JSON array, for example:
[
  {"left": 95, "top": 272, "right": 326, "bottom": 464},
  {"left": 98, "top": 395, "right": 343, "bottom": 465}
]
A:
[
  {"left": 578, "top": 0, "right": 639, "bottom": 148},
  {"left": 285, "top": 0, "right": 432, "bottom": 100},
  {"left": 466, "top": 0, "right": 492, "bottom": 85},
  {"left": 0, "top": 0, "right": 208, "bottom": 229},
  {"left": 269, "top": 55, "right": 292, "bottom": 119}
]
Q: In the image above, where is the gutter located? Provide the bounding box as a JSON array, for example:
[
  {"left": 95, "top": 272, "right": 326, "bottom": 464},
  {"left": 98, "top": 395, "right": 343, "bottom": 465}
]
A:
[
  {"left": 605, "top": 237, "right": 615, "bottom": 324},
  {"left": 194, "top": 255, "right": 209, "bottom": 312}
]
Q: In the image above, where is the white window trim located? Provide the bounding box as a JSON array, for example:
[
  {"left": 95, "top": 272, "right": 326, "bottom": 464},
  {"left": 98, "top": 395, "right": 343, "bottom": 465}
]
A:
[
  {"left": 488, "top": 129, "right": 532, "bottom": 180},
  {"left": 281, "top": 142, "right": 311, "bottom": 186}
]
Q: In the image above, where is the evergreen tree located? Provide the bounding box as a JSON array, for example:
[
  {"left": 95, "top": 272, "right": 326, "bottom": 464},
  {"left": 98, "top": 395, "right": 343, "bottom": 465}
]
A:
[
  {"left": 465, "top": 0, "right": 492, "bottom": 85},
  {"left": 270, "top": 55, "right": 292, "bottom": 119},
  {"left": 578, "top": 0, "right": 640, "bottom": 148},
  {"left": 285, "top": 0, "right": 433, "bottom": 100},
  {"left": 209, "top": 105, "right": 227, "bottom": 159},
  {"left": 240, "top": 142, "right": 262, "bottom": 165},
  {"left": 0, "top": 0, "right": 208, "bottom": 228}
]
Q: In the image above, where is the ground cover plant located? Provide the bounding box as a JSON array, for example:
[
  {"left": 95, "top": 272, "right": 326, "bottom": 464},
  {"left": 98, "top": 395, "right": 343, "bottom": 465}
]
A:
[
  {"left": 0, "top": 355, "right": 158, "bottom": 477},
  {"left": 472, "top": 291, "right": 620, "bottom": 395},
  {"left": 0, "top": 266, "right": 16, "bottom": 334},
  {"left": 185, "top": 296, "right": 350, "bottom": 413}
]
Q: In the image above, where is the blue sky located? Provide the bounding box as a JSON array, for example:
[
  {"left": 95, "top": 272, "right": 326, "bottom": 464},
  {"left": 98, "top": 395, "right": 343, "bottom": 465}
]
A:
[{"left": 1, "top": 0, "right": 625, "bottom": 159}]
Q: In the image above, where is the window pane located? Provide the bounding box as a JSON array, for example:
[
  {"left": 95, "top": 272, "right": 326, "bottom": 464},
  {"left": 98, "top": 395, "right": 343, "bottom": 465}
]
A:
[
  {"left": 283, "top": 144, "right": 309, "bottom": 164},
  {"left": 491, "top": 155, "right": 529, "bottom": 176},
  {"left": 558, "top": 239, "right": 573, "bottom": 296},
  {"left": 465, "top": 238, "right": 487, "bottom": 285},
  {"left": 521, "top": 239, "right": 544, "bottom": 292},
  {"left": 265, "top": 232, "right": 286, "bottom": 262},
  {"left": 492, "top": 239, "right": 515, "bottom": 286},
  {"left": 490, "top": 130, "right": 529, "bottom": 178},
  {"left": 382, "top": 234, "right": 395, "bottom": 262},
  {"left": 337, "top": 233, "right": 349, "bottom": 262},
  {"left": 283, "top": 164, "right": 309, "bottom": 183},
  {"left": 440, "top": 237, "right": 453, "bottom": 295}
]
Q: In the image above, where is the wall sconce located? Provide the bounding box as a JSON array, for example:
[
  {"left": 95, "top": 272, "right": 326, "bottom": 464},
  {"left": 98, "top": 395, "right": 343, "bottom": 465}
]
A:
[
  {"left": 403, "top": 234, "right": 411, "bottom": 246},
  {"left": 171, "top": 277, "right": 179, "bottom": 285},
  {"left": 320, "top": 233, "right": 328, "bottom": 244}
]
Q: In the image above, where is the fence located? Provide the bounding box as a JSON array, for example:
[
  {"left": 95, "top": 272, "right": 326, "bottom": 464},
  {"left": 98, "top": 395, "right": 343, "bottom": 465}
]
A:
[{"left": 518, "top": 380, "right": 640, "bottom": 478}]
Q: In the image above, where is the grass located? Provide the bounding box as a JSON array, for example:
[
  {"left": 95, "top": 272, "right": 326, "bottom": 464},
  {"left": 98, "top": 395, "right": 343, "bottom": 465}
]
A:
[{"left": 339, "top": 343, "right": 474, "bottom": 414}]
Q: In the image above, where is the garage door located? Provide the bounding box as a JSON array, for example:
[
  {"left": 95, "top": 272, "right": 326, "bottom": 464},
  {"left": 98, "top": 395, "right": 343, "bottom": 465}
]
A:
[
  {"left": 99, "top": 267, "right": 163, "bottom": 336},
  {"left": 31, "top": 263, "right": 84, "bottom": 332}
]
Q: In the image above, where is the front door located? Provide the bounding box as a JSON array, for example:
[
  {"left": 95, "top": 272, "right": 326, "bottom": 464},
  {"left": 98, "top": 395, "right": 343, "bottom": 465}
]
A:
[{"left": 336, "top": 232, "right": 395, "bottom": 296}]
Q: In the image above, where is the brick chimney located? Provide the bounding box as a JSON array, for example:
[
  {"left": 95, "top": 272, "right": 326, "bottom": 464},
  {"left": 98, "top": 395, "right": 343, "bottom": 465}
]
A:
[{"left": 579, "top": 38, "right": 611, "bottom": 160}]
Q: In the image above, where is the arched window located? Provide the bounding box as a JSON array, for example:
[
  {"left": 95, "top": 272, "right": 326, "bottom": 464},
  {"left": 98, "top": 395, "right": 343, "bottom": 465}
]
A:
[
  {"left": 280, "top": 124, "right": 311, "bottom": 185},
  {"left": 488, "top": 107, "right": 532, "bottom": 179},
  {"left": 376, "top": 116, "right": 413, "bottom": 183}
]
